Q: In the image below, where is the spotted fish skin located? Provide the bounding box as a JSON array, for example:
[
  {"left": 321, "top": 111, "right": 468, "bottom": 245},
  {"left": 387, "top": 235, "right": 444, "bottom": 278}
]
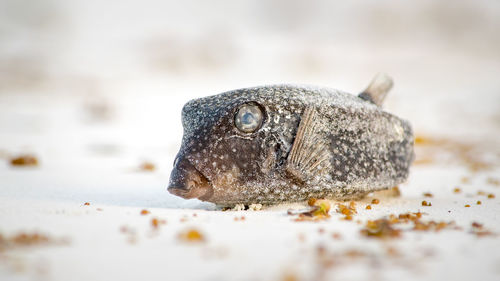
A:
[{"left": 168, "top": 83, "right": 414, "bottom": 205}]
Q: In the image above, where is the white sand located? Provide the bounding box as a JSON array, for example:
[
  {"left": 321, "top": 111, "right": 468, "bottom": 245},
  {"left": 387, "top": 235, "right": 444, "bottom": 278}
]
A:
[{"left": 1, "top": 1, "right": 500, "bottom": 280}]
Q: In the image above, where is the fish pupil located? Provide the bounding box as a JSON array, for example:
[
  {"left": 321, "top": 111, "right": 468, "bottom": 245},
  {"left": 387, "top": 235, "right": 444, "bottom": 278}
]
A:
[{"left": 242, "top": 112, "right": 256, "bottom": 126}]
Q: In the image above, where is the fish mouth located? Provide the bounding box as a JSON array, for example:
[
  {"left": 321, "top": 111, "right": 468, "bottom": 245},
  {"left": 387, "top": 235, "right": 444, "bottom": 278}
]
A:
[{"left": 168, "top": 157, "right": 214, "bottom": 201}]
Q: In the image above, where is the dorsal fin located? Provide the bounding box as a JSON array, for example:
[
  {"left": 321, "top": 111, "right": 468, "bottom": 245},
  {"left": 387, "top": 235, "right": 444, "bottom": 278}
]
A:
[
  {"left": 358, "top": 73, "right": 393, "bottom": 107},
  {"left": 285, "top": 107, "right": 332, "bottom": 184}
]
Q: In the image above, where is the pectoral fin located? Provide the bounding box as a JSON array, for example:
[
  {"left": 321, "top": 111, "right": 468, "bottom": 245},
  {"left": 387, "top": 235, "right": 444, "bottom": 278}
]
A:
[
  {"left": 358, "top": 73, "right": 393, "bottom": 107},
  {"left": 285, "top": 107, "right": 332, "bottom": 184}
]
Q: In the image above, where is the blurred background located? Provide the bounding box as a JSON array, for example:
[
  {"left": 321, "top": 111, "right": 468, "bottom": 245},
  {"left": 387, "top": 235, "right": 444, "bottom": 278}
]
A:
[
  {"left": 1, "top": 2, "right": 500, "bottom": 281},
  {"left": 0, "top": 0, "right": 499, "bottom": 205}
]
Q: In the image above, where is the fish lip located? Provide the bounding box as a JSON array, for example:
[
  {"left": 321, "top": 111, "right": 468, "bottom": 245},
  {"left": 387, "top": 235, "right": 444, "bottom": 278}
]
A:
[
  {"left": 167, "top": 159, "right": 214, "bottom": 201},
  {"left": 167, "top": 186, "right": 189, "bottom": 196},
  {"left": 168, "top": 182, "right": 214, "bottom": 201}
]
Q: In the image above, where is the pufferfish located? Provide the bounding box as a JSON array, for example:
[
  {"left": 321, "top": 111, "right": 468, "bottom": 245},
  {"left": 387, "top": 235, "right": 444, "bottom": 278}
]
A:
[{"left": 168, "top": 74, "right": 414, "bottom": 206}]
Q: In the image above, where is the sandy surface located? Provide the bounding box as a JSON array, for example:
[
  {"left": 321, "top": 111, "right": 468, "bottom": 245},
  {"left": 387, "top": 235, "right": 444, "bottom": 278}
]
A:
[{"left": 1, "top": 0, "right": 500, "bottom": 280}]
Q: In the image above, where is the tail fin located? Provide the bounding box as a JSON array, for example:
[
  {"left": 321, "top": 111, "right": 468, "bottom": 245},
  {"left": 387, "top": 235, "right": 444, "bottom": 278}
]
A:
[{"left": 358, "top": 73, "right": 393, "bottom": 107}]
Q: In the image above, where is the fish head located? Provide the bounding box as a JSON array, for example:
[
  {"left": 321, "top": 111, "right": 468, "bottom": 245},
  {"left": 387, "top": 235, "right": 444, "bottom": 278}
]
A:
[{"left": 168, "top": 87, "right": 302, "bottom": 204}]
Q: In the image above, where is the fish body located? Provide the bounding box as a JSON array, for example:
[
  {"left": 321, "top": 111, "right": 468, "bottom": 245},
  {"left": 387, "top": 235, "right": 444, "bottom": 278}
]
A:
[{"left": 168, "top": 75, "right": 414, "bottom": 205}]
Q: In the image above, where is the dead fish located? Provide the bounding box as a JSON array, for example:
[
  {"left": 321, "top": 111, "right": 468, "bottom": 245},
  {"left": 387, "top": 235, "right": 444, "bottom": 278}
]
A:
[{"left": 168, "top": 74, "right": 414, "bottom": 205}]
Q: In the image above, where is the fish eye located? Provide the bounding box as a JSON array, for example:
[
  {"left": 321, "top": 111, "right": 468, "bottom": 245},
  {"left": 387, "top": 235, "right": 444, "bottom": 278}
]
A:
[{"left": 234, "top": 103, "right": 264, "bottom": 133}]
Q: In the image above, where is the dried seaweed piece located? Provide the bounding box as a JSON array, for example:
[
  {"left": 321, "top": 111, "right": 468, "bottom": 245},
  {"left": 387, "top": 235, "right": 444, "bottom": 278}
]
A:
[
  {"left": 331, "top": 233, "right": 342, "bottom": 240},
  {"left": 389, "top": 186, "right": 401, "bottom": 197},
  {"left": 421, "top": 201, "right": 432, "bottom": 206},
  {"left": 360, "top": 219, "right": 401, "bottom": 239},
  {"left": 336, "top": 201, "right": 357, "bottom": 220},
  {"left": 363, "top": 211, "right": 456, "bottom": 236},
  {"left": 470, "top": 222, "right": 496, "bottom": 237},
  {"left": 151, "top": 218, "right": 166, "bottom": 229},
  {"left": 487, "top": 177, "right": 499, "bottom": 186},
  {"left": 414, "top": 135, "right": 497, "bottom": 172},
  {"left": 10, "top": 155, "right": 38, "bottom": 166},
  {"left": 139, "top": 162, "right": 156, "bottom": 172},
  {"left": 178, "top": 229, "right": 205, "bottom": 243},
  {"left": 288, "top": 199, "right": 331, "bottom": 221},
  {"left": 471, "top": 222, "right": 483, "bottom": 228},
  {"left": 233, "top": 216, "right": 246, "bottom": 221},
  {"left": 0, "top": 232, "right": 67, "bottom": 251},
  {"left": 398, "top": 212, "right": 422, "bottom": 222},
  {"left": 413, "top": 221, "right": 456, "bottom": 232}
]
